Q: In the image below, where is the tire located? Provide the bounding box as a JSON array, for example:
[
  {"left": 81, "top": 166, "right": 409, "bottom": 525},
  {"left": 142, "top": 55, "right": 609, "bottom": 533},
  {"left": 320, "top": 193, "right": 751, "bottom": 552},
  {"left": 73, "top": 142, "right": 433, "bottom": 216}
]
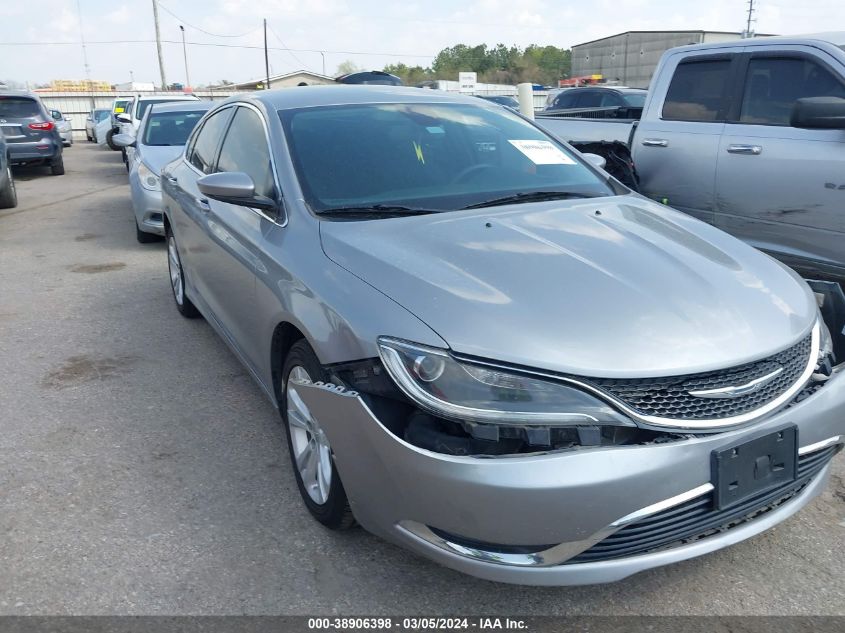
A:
[
  {"left": 0, "top": 166, "right": 17, "bottom": 209},
  {"left": 165, "top": 227, "right": 201, "bottom": 318},
  {"left": 106, "top": 129, "right": 120, "bottom": 151},
  {"left": 50, "top": 155, "right": 65, "bottom": 176},
  {"left": 136, "top": 220, "right": 160, "bottom": 244},
  {"left": 281, "top": 339, "right": 355, "bottom": 530}
]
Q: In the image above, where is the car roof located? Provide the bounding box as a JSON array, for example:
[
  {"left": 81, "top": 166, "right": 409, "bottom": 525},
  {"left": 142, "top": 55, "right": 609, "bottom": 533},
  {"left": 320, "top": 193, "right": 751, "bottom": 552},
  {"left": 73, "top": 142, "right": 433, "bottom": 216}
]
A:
[
  {"left": 229, "top": 85, "right": 517, "bottom": 111},
  {"left": 148, "top": 100, "right": 214, "bottom": 114},
  {"left": 0, "top": 90, "right": 42, "bottom": 100},
  {"left": 671, "top": 31, "right": 845, "bottom": 53},
  {"left": 135, "top": 94, "right": 200, "bottom": 102}
]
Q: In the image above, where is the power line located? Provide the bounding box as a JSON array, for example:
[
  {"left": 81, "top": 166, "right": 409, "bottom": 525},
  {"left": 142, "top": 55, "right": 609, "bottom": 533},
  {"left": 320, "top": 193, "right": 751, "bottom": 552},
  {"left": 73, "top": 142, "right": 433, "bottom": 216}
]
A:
[
  {"left": 266, "top": 23, "right": 308, "bottom": 70},
  {"left": 156, "top": 0, "right": 259, "bottom": 38}
]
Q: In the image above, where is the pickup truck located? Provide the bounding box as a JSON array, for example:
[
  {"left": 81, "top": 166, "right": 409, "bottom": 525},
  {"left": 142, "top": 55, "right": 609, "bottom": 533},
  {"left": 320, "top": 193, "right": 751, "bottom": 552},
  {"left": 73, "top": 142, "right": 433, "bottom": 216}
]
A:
[{"left": 536, "top": 33, "right": 845, "bottom": 282}]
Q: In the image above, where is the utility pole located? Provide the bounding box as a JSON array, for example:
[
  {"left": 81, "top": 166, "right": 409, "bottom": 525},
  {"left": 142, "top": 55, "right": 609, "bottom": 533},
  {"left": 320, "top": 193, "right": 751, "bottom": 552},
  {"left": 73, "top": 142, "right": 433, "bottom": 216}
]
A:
[
  {"left": 152, "top": 0, "right": 167, "bottom": 89},
  {"left": 263, "top": 19, "right": 271, "bottom": 90},
  {"left": 744, "top": 0, "right": 756, "bottom": 38},
  {"left": 76, "top": 0, "right": 95, "bottom": 109},
  {"left": 180, "top": 25, "right": 190, "bottom": 89}
]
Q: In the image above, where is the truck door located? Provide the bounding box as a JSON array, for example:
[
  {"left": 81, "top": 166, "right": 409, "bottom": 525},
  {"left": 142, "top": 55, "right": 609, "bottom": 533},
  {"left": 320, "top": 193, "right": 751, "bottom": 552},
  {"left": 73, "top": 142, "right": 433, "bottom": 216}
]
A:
[
  {"left": 634, "top": 49, "right": 743, "bottom": 224},
  {"left": 714, "top": 47, "right": 845, "bottom": 278}
]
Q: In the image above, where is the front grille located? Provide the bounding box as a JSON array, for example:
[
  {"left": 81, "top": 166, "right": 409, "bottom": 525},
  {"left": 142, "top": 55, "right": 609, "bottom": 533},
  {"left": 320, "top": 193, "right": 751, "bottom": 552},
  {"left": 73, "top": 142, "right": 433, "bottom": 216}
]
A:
[
  {"left": 567, "top": 444, "right": 838, "bottom": 564},
  {"left": 586, "top": 333, "right": 813, "bottom": 421}
]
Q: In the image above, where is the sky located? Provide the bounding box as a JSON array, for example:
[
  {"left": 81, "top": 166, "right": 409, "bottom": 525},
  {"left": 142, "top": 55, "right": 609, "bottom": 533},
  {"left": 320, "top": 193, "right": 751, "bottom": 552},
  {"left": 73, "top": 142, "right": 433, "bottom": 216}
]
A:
[{"left": 1, "top": 0, "right": 844, "bottom": 86}]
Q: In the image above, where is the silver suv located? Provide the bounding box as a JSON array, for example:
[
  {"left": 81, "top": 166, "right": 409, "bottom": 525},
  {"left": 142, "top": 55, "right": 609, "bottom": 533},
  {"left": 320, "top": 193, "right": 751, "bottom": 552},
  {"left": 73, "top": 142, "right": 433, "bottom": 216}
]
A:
[{"left": 0, "top": 91, "right": 64, "bottom": 175}]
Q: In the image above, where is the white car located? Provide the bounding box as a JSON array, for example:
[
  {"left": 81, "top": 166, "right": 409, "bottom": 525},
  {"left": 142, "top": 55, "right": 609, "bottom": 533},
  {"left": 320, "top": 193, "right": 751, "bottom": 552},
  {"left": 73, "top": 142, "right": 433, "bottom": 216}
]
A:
[
  {"left": 49, "top": 109, "right": 73, "bottom": 146},
  {"left": 115, "top": 94, "right": 200, "bottom": 166}
]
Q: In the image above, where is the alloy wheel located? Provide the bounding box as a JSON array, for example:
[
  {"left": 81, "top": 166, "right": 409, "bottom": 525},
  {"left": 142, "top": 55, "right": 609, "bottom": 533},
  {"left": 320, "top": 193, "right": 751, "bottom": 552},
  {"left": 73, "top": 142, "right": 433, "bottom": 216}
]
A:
[
  {"left": 167, "top": 236, "right": 184, "bottom": 305},
  {"left": 286, "top": 365, "right": 333, "bottom": 505}
]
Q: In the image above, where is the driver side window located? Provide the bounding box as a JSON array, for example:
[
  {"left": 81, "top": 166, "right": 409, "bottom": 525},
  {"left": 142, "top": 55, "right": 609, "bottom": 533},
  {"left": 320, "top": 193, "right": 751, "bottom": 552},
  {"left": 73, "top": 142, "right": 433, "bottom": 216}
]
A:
[
  {"left": 188, "top": 108, "right": 231, "bottom": 174},
  {"left": 216, "top": 107, "right": 276, "bottom": 199}
]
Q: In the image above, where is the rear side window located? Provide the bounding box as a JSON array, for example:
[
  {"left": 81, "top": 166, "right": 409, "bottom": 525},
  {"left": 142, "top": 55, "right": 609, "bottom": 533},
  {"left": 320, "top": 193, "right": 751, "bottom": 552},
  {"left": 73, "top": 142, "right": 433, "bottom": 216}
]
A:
[
  {"left": 0, "top": 97, "right": 40, "bottom": 118},
  {"left": 217, "top": 107, "right": 275, "bottom": 199},
  {"left": 188, "top": 108, "right": 232, "bottom": 174},
  {"left": 662, "top": 59, "right": 732, "bottom": 122},
  {"left": 739, "top": 57, "right": 845, "bottom": 126},
  {"left": 575, "top": 92, "right": 603, "bottom": 108},
  {"left": 552, "top": 92, "right": 578, "bottom": 109}
]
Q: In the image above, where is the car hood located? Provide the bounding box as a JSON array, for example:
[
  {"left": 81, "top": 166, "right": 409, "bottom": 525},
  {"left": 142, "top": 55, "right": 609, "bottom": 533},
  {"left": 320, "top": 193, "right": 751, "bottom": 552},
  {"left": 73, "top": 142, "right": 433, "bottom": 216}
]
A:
[
  {"left": 320, "top": 196, "right": 817, "bottom": 378},
  {"left": 138, "top": 145, "right": 184, "bottom": 172}
]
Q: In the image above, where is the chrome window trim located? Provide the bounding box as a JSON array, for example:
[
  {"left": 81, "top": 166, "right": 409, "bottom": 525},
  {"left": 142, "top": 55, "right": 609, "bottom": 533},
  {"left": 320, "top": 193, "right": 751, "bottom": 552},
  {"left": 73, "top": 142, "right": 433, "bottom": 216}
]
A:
[
  {"left": 181, "top": 102, "right": 286, "bottom": 228},
  {"left": 451, "top": 321, "right": 821, "bottom": 431}
]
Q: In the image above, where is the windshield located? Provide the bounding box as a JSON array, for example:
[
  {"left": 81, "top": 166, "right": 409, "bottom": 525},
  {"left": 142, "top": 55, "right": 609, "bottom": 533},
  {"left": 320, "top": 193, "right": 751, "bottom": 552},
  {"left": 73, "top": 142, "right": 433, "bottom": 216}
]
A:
[
  {"left": 94, "top": 109, "right": 111, "bottom": 122},
  {"left": 137, "top": 99, "right": 193, "bottom": 120},
  {"left": 113, "top": 99, "right": 130, "bottom": 114},
  {"left": 279, "top": 102, "right": 614, "bottom": 213},
  {"left": 622, "top": 93, "right": 646, "bottom": 107},
  {"left": 0, "top": 96, "right": 39, "bottom": 118},
  {"left": 142, "top": 110, "right": 206, "bottom": 146}
]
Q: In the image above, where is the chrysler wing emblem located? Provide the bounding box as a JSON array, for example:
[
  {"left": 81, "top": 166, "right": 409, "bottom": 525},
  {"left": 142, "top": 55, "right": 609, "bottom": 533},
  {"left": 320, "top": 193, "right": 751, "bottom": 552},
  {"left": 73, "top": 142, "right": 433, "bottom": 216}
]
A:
[{"left": 688, "top": 367, "right": 784, "bottom": 399}]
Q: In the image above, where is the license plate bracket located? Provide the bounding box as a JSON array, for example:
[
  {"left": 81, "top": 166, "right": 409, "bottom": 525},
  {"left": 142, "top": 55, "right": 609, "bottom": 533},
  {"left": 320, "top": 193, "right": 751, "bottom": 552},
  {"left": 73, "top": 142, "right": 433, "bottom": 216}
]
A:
[{"left": 711, "top": 425, "right": 797, "bottom": 510}]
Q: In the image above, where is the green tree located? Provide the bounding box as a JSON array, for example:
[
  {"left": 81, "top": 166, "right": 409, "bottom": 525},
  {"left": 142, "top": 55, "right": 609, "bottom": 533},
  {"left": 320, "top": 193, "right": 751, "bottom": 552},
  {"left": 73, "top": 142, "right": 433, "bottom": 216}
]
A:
[
  {"left": 335, "top": 60, "right": 362, "bottom": 76},
  {"left": 426, "top": 43, "right": 571, "bottom": 86}
]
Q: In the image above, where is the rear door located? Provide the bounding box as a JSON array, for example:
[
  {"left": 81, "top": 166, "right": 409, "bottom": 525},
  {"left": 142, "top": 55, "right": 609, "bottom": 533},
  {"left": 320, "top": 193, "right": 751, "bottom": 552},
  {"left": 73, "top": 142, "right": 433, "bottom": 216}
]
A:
[
  {"left": 714, "top": 46, "right": 845, "bottom": 276},
  {"left": 633, "top": 48, "right": 744, "bottom": 223}
]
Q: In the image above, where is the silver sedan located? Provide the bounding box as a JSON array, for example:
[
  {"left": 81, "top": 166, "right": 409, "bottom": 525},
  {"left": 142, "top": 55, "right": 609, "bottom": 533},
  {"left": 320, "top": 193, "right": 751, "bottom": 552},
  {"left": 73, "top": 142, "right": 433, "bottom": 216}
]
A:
[
  {"left": 113, "top": 101, "right": 212, "bottom": 243},
  {"left": 160, "top": 86, "right": 845, "bottom": 585}
]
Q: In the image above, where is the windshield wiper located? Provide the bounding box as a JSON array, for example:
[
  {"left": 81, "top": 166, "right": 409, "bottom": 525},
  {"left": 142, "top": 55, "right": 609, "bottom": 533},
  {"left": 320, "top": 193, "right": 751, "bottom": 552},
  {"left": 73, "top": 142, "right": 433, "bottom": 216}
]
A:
[
  {"left": 317, "top": 204, "right": 440, "bottom": 218},
  {"left": 462, "top": 191, "right": 601, "bottom": 210}
]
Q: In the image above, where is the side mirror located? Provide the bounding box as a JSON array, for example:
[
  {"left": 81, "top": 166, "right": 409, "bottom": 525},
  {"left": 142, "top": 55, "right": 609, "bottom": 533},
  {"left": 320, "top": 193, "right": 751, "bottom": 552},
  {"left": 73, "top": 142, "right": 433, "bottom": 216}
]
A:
[
  {"left": 112, "top": 133, "right": 136, "bottom": 148},
  {"left": 791, "top": 97, "right": 845, "bottom": 129},
  {"left": 197, "top": 172, "right": 276, "bottom": 211},
  {"left": 583, "top": 153, "right": 607, "bottom": 170},
  {"left": 115, "top": 113, "right": 131, "bottom": 124}
]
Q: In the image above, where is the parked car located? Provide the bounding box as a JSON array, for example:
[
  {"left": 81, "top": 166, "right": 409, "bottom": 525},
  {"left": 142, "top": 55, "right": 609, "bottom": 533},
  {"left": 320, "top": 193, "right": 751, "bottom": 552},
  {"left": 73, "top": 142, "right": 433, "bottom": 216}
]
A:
[
  {"left": 160, "top": 86, "right": 844, "bottom": 585},
  {"left": 85, "top": 108, "right": 111, "bottom": 142},
  {"left": 544, "top": 86, "right": 647, "bottom": 112},
  {"left": 536, "top": 33, "right": 845, "bottom": 283},
  {"left": 335, "top": 70, "right": 403, "bottom": 85},
  {"left": 475, "top": 95, "right": 520, "bottom": 110},
  {"left": 0, "top": 129, "right": 18, "bottom": 208},
  {"left": 103, "top": 97, "right": 134, "bottom": 150},
  {"left": 49, "top": 109, "right": 73, "bottom": 146},
  {"left": 115, "top": 94, "right": 201, "bottom": 168},
  {"left": 0, "top": 91, "right": 64, "bottom": 175},
  {"left": 112, "top": 101, "right": 212, "bottom": 242}
]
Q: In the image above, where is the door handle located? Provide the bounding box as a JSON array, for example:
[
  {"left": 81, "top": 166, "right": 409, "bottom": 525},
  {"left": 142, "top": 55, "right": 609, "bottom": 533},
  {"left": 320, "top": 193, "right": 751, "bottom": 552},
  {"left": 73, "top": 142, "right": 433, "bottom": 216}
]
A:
[
  {"left": 196, "top": 197, "right": 211, "bottom": 212},
  {"left": 167, "top": 176, "right": 178, "bottom": 184},
  {"left": 641, "top": 138, "right": 669, "bottom": 147},
  {"left": 727, "top": 144, "right": 762, "bottom": 155}
]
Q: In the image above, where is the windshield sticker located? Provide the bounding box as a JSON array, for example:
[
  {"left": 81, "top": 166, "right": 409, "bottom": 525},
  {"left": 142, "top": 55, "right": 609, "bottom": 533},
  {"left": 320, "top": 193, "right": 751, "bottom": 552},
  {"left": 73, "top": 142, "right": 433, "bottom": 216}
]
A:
[
  {"left": 412, "top": 141, "right": 425, "bottom": 165},
  {"left": 508, "top": 140, "right": 576, "bottom": 165},
  {"left": 426, "top": 126, "right": 445, "bottom": 134}
]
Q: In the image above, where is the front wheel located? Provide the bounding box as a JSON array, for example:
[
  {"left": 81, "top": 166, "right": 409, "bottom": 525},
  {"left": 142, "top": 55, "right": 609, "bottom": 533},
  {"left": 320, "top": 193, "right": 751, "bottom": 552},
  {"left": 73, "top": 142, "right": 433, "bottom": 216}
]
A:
[
  {"left": 165, "top": 227, "right": 200, "bottom": 318},
  {"left": 281, "top": 339, "right": 355, "bottom": 530}
]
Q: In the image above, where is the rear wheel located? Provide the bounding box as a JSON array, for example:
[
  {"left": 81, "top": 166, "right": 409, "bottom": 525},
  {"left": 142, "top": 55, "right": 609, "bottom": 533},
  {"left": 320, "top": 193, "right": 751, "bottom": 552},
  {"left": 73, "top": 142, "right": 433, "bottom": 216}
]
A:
[
  {"left": 0, "top": 166, "right": 17, "bottom": 209},
  {"left": 281, "top": 339, "right": 355, "bottom": 530},
  {"left": 50, "top": 155, "right": 65, "bottom": 176},
  {"left": 165, "top": 227, "right": 200, "bottom": 318}
]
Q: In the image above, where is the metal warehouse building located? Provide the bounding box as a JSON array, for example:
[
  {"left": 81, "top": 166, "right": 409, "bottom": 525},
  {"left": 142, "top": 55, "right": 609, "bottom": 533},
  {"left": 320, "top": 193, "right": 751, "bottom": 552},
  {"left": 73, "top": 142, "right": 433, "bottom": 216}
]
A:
[{"left": 571, "top": 31, "right": 755, "bottom": 88}]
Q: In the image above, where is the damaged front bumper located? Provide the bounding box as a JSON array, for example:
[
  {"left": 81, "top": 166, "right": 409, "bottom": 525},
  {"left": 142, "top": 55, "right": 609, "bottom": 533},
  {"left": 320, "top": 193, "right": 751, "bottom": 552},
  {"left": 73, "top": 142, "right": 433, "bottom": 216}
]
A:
[{"left": 293, "top": 369, "right": 845, "bottom": 586}]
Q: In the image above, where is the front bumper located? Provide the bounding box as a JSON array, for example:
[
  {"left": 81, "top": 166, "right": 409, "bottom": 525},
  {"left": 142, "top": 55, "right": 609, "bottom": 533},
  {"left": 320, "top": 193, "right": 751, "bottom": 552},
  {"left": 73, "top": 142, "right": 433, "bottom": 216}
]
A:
[
  {"left": 129, "top": 170, "right": 164, "bottom": 235},
  {"left": 294, "top": 367, "right": 845, "bottom": 585}
]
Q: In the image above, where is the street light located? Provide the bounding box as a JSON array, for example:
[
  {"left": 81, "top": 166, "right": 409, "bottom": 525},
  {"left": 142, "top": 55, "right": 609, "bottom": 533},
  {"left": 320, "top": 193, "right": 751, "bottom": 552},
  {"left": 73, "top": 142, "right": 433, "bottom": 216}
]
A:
[{"left": 179, "top": 25, "right": 190, "bottom": 90}]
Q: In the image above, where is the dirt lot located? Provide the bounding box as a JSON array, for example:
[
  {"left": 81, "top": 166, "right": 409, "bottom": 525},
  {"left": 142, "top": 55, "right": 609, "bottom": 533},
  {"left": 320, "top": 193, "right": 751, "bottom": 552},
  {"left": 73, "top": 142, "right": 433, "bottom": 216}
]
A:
[{"left": 0, "top": 143, "right": 844, "bottom": 615}]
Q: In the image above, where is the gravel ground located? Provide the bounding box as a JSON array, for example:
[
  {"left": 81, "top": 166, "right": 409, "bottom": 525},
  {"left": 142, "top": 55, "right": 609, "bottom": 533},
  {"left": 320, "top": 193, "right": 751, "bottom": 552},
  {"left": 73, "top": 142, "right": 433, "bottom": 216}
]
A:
[{"left": 0, "top": 143, "right": 843, "bottom": 615}]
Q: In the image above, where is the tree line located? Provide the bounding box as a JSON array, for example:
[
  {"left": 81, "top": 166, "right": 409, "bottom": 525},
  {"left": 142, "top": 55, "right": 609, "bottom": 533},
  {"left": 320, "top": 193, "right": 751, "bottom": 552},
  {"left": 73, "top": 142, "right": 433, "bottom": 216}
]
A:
[{"left": 383, "top": 44, "right": 571, "bottom": 87}]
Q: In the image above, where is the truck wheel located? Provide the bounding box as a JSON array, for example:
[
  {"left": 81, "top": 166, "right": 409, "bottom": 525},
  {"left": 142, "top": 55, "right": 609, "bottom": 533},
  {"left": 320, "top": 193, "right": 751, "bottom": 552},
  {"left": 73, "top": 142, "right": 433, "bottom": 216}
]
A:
[
  {"left": 106, "top": 129, "right": 120, "bottom": 151},
  {"left": 50, "top": 155, "right": 65, "bottom": 176},
  {"left": 0, "top": 167, "right": 17, "bottom": 209},
  {"left": 280, "top": 339, "right": 356, "bottom": 530}
]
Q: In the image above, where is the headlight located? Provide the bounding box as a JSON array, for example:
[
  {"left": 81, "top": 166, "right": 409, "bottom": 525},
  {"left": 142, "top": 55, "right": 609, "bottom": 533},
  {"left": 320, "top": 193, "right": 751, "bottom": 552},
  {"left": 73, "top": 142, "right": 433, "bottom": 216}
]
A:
[
  {"left": 378, "top": 337, "right": 628, "bottom": 426},
  {"left": 138, "top": 162, "right": 161, "bottom": 191}
]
